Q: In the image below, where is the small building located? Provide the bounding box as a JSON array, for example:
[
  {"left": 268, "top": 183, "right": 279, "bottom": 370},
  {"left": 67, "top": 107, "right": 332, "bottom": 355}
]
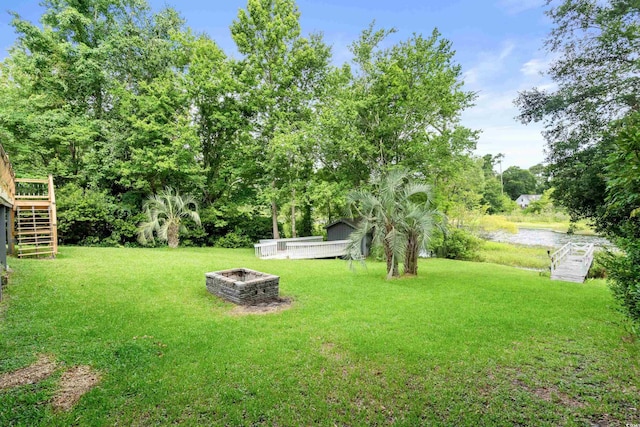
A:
[
  {"left": 515, "top": 194, "right": 542, "bottom": 209},
  {"left": 325, "top": 218, "right": 371, "bottom": 256}
]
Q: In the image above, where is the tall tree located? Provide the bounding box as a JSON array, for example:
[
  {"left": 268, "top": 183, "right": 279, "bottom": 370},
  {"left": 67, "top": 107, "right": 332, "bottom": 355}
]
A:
[
  {"left": 515, "top": 0, "right": 640, "bottom": 218},
  {"left": 314, "top": 23, "right": 477, "bottom": 217},
  {"left": 230, "top": 0, "right": 330, "bottom": 239},
  {"left": 183, "top": 33, "right": 249, "bottom": 205},
  {"left": 502, "top": 166, "right": 537, "bottom": 200}
]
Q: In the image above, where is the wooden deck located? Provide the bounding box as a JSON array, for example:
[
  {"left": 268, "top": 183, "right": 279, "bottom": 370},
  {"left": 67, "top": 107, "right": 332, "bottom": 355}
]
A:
[
  {"left": 550, "top": 242, "right": 595, "bottom": 283},
  {"left": 254, "top": 237, "right": 351, "bottom": 259}
]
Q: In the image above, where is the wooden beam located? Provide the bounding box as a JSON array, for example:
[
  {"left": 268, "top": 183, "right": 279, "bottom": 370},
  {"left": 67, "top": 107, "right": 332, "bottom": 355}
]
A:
[{"left": 48, "top": 174, "right": 58, "bottom": 255}]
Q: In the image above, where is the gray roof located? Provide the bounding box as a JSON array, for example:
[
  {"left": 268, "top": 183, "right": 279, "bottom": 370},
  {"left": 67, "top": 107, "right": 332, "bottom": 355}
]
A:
[{"left": 324, "top": 218, "right": 359, "bottom": 230}]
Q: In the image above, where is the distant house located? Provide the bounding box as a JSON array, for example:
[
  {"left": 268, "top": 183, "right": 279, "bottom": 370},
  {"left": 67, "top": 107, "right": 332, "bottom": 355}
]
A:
[
  {"left": 325, "top": 218, "right": 371, "bottom": 256},
  {"left": 515, "top": 194, "right": 542, "bottom": 209}
]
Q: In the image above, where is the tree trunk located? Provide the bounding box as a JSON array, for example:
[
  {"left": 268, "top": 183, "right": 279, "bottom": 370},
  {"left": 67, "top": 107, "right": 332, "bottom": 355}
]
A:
[
  {"left": 404, "top": 233, "right": 419, "bottom": 275},
  {"left": 384, "top": 224, "right": 399, "bottom": 279},
  {"left": 167, "top": 222, "right": 179, "bottom": 248},
  {"left": 271, "top": 199, "right": 280, "bottom": 239},
  {"left": 291, "top": 188, "right": 296, "bottom": 238},
  {"left": 301, "top": 201, "right": 313, "bottom": 236}
]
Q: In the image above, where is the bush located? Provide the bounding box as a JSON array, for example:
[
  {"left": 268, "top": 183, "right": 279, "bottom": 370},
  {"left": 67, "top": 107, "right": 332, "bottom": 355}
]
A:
[
  {"left": 606, "top": 237, "right": 640, "bottom": 330},
  {"left": 196, "top": 205, "right": 277, "bottom": 246},
  {"left": 587, "top": 250, "right": 608, "bottom": 279},
  {"left": 57, "top": 184, "right": 142, "bottom": 246},
  {"left": 216, "top": 230, "right": 253, "bottom": 248},
  {"left": 433, "top": 228, "right": 482, "bottom": 261}
]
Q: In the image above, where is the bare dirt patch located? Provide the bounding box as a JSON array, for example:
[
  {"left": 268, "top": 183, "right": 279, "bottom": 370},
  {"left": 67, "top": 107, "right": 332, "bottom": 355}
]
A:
[
  {"left": 512, "top": 378, "right": 584, "bottom": 408},
  {"left": 52, "top": 365, "right": 101, "bottom": 411},
  {"left": 0, "top": 354, "right": 57, "bottom": 389},
  {"left": 229, "top": 297, "right": 292, "bottom": 315}
]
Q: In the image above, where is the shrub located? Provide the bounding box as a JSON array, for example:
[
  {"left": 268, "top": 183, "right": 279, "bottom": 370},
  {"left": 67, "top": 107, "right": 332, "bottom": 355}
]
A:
[
  {"left": 433, "top": 228, "right": 482, "bottom": 261},
  {"left": 216, "top": 230, "right": 253, "bottom": 248},
  {"left": 606, "top": 236, "right": 640, "bottom": 330},
  {"left": 196, "top": 205, "right": 277, "bottom": 246},
  {"left": 587, "top": 250, "right": 608, "bottom": 279},
  {"left": 57, "top": 184, "right": 142, "bottom": 246}
]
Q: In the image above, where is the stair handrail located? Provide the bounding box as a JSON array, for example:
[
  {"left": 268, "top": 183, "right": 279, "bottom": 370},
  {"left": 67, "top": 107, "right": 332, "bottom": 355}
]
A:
[
  {"left": 14, "top": 178, "right": 49, "bottom": 199},
  {"left": 580, "top": 243, "right": 595, "bottom": 276},
  {"left": 550, "top": 242, "right": 572, "bottom": 275}
]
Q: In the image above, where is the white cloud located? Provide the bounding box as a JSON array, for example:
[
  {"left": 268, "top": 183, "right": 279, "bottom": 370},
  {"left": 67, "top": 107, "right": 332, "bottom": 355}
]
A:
[
  {"left": 463, "top": 41, "right": 515, "bottom": 87},
  {"left": 463, "top": 86, "right": 547, "bottom": 169},
  {"left": 498, "top": 0, "right": 545, "bottom": 15},
  {"left": 520, "top": 58, "right": 548, "bottom": 77}
]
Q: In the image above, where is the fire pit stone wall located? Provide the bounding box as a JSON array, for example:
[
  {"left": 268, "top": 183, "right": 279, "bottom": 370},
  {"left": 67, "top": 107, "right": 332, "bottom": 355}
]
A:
[{"left": 205, "top": 268, "right": 280, "bottom": 305}]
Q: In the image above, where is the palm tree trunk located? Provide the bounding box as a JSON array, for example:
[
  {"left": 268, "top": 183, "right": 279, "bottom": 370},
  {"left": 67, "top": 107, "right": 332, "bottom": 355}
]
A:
[
  {"left": 384, "top": 225, "right": 400, "bottom": 279},
  {"left": 167, "top": 222, "right": 179, "bottom": 248},
  {"left": 404, "top": 233, "right": 419, "bottom": 275}
]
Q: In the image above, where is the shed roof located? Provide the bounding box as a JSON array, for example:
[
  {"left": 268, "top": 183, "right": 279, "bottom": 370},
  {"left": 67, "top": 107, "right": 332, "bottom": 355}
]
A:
[{"left": 324, "top": 218, "right": 359, "bottom": 230}]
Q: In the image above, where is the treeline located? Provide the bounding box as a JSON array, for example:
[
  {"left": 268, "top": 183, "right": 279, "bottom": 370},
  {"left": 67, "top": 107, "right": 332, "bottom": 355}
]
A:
[{"left": 1, "top": 0, "right": 495, "bottom": 246}]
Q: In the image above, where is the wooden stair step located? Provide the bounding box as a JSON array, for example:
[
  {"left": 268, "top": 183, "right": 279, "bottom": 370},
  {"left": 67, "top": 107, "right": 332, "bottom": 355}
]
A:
[{"left": 18, "top": 252, "right": 55, "bottom": 258}]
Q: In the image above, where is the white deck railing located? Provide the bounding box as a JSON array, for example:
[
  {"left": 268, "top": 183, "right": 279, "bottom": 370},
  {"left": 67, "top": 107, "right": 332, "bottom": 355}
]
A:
[
  {"left": 572, "top": 243, "right": 595, "bottom": 276},
  {"left": 550, "top": 242, "right": 572, "bottom": 274},
  {"left": 254, "top": 237, "right": 351, "bottom": 259},
  {"left": 258, "top": 236, "right": 323, "bottom": 251},
  {"left": 254, "top": 241, "right": 277, "bottom": 258},
  {"left": 285, "top": 240, "right": 350, "bottom": 259}
]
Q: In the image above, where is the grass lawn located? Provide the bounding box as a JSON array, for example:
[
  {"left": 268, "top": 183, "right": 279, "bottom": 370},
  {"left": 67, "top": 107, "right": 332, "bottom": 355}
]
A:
[
  {"left": 478, "top": 241, "right": 552, "bottom": 270},
  {"left": 1, "top": 247, "right": 639, "bottom": 425}
]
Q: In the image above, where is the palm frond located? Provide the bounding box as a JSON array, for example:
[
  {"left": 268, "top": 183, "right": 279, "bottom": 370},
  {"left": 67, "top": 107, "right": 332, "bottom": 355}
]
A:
[{"left": 137, "top": 187, "right": 202, "bottom": 246}]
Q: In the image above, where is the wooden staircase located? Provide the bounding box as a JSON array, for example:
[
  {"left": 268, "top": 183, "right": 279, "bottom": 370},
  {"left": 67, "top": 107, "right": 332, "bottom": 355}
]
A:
[{"left": 12, "top": 176, "right": 58, "bottom": 258}]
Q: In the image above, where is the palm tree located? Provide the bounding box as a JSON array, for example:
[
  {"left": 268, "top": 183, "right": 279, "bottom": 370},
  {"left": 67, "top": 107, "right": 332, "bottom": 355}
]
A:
[
  {"left": 346, "top": 169, "right": 441, "bottom": 279},
  {"left": 401, "top": 200, "right": 442, "bottom": 275},
  {"left": 137, "top": 187, "right": 201, "bottom": 248}
]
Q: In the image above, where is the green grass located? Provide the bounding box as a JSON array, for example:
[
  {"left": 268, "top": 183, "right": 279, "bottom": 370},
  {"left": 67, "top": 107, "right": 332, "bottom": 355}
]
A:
[
  {"left": 500, "top": 213, "right": 597, "bottom": 235},
  {"left": 478, "top": 241, "right": 552, "bottom": 270},
  {"left": 1, "top": 247, "right": 639, "bottom": 426}
]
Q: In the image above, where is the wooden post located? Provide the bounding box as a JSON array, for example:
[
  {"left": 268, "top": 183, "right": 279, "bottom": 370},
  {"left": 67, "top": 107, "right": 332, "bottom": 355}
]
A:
[
  {"left": 0, "top": 205, "right": 6, "bottom": 268},
  {"left": 48, "top": 174, "right": 58, "bottom": 255},
  {"left": 7, "top": 204, "right": 14, "bottom": 255}
]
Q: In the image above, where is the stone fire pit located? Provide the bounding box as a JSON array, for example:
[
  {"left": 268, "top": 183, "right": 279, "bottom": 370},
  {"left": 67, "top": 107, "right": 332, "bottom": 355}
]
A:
[{"left": 205, "top": 268, "right": 280, "bottom": 305}]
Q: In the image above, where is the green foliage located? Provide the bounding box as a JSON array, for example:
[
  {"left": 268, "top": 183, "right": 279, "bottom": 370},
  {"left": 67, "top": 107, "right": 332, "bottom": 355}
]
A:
[
  {"left": 529, "top": 163, "right": 550, "bottom": 194},
  {"left": 433, "top": 227, "right": 482, "bottom": 261},
  {"left": 215, "top": 230, "right": 254, "bottom": 248},
  {"left": 191, "top": 205, "right": 276, "bottom": 247},
  {"left": 516, "top": 0, "right": 639, "bottom": 219},
  {"left": 57, "top": 183, "right": 141, "bottom": 246},
  {"left": 0, "top": 0, "right": 481, "bottom": 252},
  {"left": 524, "top": 188, "right": 555, "bottom": 214},
  {"left": 502, "top": 166, "right": 537, "bottom": 200},
  {"left": 607, "top": 246, "right": 640, "bottom": 328},
  {"left": 602, "top": 112, "right": 640, "bottom": 327},
  {"left": 137, "top": 187, "right": 201, "bottom": 248},
  {"left": 347, "top": 169, "right": 442, "bottom": 278},
  {"left": 230, "top": 0, "right": 331, "bottom": 239},
  {"left": 587, "top": 250, "right": 609, "bottom": 280}
]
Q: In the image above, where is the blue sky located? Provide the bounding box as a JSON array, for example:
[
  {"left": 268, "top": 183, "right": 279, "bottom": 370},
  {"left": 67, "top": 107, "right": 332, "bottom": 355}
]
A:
[{"left": 0, "top": 0, "right": 554, "bottom": 169}]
